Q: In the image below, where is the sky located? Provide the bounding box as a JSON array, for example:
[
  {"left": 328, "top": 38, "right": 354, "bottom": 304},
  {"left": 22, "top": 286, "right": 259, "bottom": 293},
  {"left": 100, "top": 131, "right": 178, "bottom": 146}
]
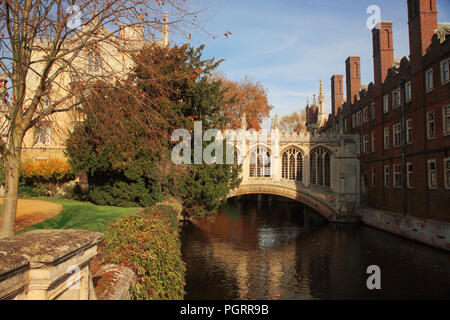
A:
[{"left": 170, "top": 0, "right": 450, "bottom": 129}]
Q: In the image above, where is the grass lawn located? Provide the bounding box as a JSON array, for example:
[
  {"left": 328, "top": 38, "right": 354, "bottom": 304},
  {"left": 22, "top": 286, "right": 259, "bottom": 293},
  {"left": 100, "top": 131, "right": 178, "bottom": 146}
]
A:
[{"left": 17, "top": 198, "right": 140, "bottom": 234}]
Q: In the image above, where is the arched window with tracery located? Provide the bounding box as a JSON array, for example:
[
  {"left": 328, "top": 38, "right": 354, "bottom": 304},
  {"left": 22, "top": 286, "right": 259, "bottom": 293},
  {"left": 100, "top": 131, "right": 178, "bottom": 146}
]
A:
[
  {"left": 249, "top": 147, "right": 271, "bottom": 178},
  {"left": 310, "top": 147, "right": 331, "bottom": 187},
  {"left": 281, "top": 147, "right": 303, "bottom": 182}
]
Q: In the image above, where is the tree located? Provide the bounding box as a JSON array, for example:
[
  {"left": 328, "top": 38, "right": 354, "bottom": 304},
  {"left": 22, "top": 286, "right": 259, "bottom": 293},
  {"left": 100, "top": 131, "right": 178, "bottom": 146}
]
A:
[
  {"left": 0, "top": 0, "right": 202, "bottom": 238},
  {"left": 216, "top": 75, "right": 273, "bottom": 130},
  {"left": 67, "top": 43, "right": 241, "bottom": 218},
  {"left": 279, "top": 111, "right": 307, "bottom": 133}
]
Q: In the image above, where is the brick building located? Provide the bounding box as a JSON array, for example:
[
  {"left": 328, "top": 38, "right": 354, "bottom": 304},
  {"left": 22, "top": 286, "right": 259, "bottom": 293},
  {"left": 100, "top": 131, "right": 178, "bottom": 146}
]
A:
[{"left": 323, "top": 0, "right": 449, "bottom": 223}]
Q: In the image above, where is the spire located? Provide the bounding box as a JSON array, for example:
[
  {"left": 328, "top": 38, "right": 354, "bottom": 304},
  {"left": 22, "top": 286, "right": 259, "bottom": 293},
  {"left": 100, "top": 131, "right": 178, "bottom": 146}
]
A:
[
  {"left": 319, "top": 80, "right": 324, "bottom": 102},
  {"left": 313, "top": 94, "right": 316, "bottom": 106},
  {"left": 271, "top": 114, "right": 279, "bottom": 130},
  {"left": 241, "top": 112, "right": 247, "bottom": 130},
  {"left": 162, "top": 12, "right": 169, "bottom": 46},
  {"left": 306, "top": 97, "right": 309, "bottom": 107},
  {"left": 318, "top": 79, "right": 325, "bottom": 114}
]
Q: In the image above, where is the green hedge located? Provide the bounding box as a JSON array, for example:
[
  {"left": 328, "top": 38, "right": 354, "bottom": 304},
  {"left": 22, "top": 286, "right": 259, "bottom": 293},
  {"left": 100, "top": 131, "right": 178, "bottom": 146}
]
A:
[{"left": 99, "top": 199, "right": 185, "bottom": 300}]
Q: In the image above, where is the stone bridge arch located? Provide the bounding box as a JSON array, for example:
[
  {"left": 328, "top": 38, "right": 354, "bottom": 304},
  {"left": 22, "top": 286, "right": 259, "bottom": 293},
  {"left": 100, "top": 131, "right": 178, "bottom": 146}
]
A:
[{"left": 228, "top": 184, "right": 338, "bottom": 221}]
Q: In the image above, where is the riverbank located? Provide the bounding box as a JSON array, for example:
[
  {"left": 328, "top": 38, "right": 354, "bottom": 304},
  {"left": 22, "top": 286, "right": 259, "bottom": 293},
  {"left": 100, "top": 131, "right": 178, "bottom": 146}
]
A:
[{"left": 361, "top": 207, "right": 450, "bottom": 252}]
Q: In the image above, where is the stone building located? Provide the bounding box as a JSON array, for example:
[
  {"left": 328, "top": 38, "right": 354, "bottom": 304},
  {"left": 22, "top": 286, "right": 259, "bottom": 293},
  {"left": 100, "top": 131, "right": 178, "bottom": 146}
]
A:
[
  {"left": 321, "top": 0, "right": 449, "bottom": 228},
  {"left": 12, "top": 13, "right": 170, "bottom": 162}
]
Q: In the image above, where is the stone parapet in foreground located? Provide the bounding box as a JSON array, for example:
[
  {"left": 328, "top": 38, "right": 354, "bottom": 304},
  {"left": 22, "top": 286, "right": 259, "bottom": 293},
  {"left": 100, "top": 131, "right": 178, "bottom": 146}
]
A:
[{"left": 0, "top": 229, "right": 103, "bottom": 300}]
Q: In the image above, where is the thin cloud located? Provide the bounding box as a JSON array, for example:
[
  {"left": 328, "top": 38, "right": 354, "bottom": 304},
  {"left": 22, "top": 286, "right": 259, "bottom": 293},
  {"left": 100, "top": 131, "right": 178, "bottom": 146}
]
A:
[{"left": 264, "top": 34, "right": 298, "bottom": 55}]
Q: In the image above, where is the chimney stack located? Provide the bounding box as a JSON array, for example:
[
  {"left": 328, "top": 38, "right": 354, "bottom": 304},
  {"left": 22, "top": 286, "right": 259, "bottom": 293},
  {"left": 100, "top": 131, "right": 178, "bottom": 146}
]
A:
[
  {"left": 407, "top": 0, "right": 437, "bottom": 73},
  {"left": 372, "top": 21, "right": 394, "bottom": 93},
  {"left": 331, "top": 75, "right": 343, "bottom": 116},
  {"left": 345, "top": 56, "right": 361, "bottom": 105},
  {"left": 162, "top": 12, "right": 169, "bottom": 46}
]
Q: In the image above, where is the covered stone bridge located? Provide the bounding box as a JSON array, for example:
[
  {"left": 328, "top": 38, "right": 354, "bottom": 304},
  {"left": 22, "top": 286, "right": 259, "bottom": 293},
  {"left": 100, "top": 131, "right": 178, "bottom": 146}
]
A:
[{"left": 228, "top": 127, "right": 361, "bottom": 223}]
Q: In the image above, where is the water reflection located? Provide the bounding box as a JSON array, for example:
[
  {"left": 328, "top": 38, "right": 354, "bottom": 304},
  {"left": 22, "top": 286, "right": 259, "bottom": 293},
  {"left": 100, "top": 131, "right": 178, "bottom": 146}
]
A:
[{"left": 180, "top": 196, "right": 450, "bottom": 300}]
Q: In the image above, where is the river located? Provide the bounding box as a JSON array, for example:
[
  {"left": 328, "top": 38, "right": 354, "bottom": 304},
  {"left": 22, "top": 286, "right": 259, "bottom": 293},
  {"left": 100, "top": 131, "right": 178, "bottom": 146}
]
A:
[{"left": 180, "top": 196, "right": 450, "bottom": 299}]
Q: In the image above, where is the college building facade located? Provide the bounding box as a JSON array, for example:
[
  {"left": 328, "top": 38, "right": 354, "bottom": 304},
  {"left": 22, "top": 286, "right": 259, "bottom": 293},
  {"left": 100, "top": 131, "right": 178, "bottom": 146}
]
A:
[{"left": 321, "top": 0, "right": 449, "bottom": 225}]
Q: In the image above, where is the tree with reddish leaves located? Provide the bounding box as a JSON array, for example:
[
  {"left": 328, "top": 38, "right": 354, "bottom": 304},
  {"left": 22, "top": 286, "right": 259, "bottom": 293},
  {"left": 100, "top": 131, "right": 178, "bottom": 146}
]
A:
[
  {"left": 279, "top": 111, "right": 307, "bottom": 133},
  {"left": 217, "top": 75, "right": 273, "bottom": 130}
]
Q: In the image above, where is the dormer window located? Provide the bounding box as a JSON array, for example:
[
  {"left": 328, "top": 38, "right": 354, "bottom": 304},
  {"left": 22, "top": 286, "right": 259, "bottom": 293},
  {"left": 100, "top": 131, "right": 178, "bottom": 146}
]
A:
[
  {"left": 392, "top": 88, "right": 401, "bottom": 108},
  {"left": 406, "top": 81, "right": 411, "bottom": 102}
]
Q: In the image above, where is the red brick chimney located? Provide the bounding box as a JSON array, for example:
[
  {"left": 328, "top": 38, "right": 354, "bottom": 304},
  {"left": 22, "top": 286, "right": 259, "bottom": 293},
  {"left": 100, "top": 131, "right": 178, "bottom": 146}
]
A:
[
  {"left": 345, "top": 56, "right": 361, "bottom": 105},
  {"left": 407, "top": 0, "right": 437, "bottom": 73},
  {"left": 331, "top": 75, "right": 343, "bottom": 116},
  {"left": 372, "top": 21, "right": 394, "bottom": 92}
]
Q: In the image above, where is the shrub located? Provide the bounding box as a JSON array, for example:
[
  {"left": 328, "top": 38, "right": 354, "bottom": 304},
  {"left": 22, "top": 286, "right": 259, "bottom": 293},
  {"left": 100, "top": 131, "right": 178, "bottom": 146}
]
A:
[
  {"left": 21, "top": 158, "right": 74, "bottom": 182},
  {"left": 99, "top": 200, "right": 185, "bottom": 300},
  {"left": 19, "top": 158, "right": 75, "bottom": 197},
  {"left": 18, "top": 181, "right": 49, "bottom": 197}
]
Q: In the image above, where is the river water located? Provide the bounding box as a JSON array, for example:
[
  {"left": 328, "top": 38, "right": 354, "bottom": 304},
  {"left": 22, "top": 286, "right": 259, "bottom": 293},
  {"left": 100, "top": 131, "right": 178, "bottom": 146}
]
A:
[{"left": 180, "top": 196, "right": 450, "bottom": 300}]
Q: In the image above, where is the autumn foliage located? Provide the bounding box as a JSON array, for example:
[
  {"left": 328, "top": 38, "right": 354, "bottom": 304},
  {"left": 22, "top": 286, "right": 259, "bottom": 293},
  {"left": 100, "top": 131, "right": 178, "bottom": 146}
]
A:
[
  {"left": 279, "top": 111, "right": 307, "bottom": 133},
  {"left": 217, "top": 75, "right": 273, "bottom": 130},
  {"left": 21, "top": 158, "right": 74, "bottom": 183}
]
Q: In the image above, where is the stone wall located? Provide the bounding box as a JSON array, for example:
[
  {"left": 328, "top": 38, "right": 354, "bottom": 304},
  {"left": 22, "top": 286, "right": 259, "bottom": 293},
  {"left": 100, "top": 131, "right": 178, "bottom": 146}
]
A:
[
  {"left": 361, "top": 207, "right": 449, "bottom": 251},
  {"left": 0, "top": 229, "right": 103, "bottom": 300}
]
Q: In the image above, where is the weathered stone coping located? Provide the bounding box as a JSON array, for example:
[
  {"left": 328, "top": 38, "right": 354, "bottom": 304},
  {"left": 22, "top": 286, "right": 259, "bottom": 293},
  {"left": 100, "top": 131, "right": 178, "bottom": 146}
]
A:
[
  {"left": 0, "top": 229, "right": 103, "bottom": 267},
  {"left": 0, "top": 230, "right": 104, "bottom": 300}
]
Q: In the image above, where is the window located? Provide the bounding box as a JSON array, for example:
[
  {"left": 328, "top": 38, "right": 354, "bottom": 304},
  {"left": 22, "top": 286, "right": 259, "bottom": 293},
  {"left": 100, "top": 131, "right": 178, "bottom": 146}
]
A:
[
  {"left": 445, "top": 158, "right": 450, "bottom": 189},
  {"left": 407, "top": 162, "right": 413, "bottom": 188},
  {"left": 425, "top": 68, "right": 433, "bottom": 92},
  {"left": 363, "top": 107, "right": 369, "bottom": 123},
  {"left": 392, "top": 88, "right": 401, "bottom": 108},
  {"left": 363, "top": 135, "right": 370, "bottom": 154},
  {"left": 310, "top": 147, "right": 331, "bottom": 187},
  {"left": 37, "top": 123, "right": 51, "bottom": 145},
  {"left": 357, "top": 111, "right": 362, "bottom": 127},
  {"left": 43, "top": 95, "right": 51, "bottom": 108},
  {"left": 352, "top": 114, "right": 356, "bottom": 129},
  {"left": 406, "top": 119, "right": 413, "bottom": 144},
  {"left": 371, "top": 103, "right": 375, "bottom": 120},
  {"left": 427, "top": 110, "right": 435, "bottom": 139},
  {"left": 372, "top": 167, "right": 376, "bottom": 187},
  {"left": 441, "top": 58, "right": 449, "bottom": 84},
  {"left": 384, "top": 165, "right": 390, "bottom": 187},
  {"left": 393, "top": 123, "right": 401, "bottom": 147},
  {"left": 371, "top": 132, "right": 376, "bottom": 153},
  {"left": 383, "top": 95, "right": 389, "bottom": 113},
  {"left": 393, "top": 164, "right": 402, "bottom": 188},
  {"left": 406, "top": 81, "right": 412, "bottom": 102},
  {"left": 249, "top": 147, "right": 271, "bottom": 178},
  {"left": 443, "top": 105, "right": 450, "bottom": 136},
  {"left": 87, "top": 51, "right": 100, "bottom": 73},
  {"left": 427, "top": 159, "right": 437, "bottom": 189},
  {"left": 384, "top": 127, "right": 389, "bottom": 150},
  {"left": 282, "top": 148, "right": 303, "bottom": 182}
]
